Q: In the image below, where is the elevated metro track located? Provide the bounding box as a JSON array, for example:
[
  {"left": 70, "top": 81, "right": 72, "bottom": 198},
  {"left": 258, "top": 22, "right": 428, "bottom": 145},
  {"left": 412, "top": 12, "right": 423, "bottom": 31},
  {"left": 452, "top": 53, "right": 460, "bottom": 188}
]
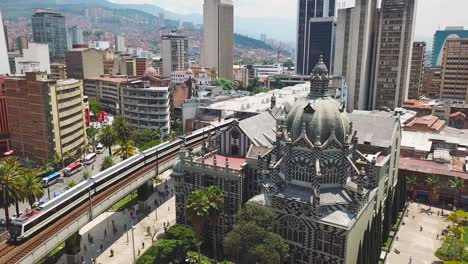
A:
[{"left": 0, "top": 121, "right": 232, "bottom": 264}]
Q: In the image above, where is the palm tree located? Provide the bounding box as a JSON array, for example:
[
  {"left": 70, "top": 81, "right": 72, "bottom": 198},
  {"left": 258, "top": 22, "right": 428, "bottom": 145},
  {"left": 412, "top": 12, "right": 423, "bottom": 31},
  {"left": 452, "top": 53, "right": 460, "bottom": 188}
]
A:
[
  {"left": 114, "top": 140, "right": 138, "bottom": 160},
  {"left": 2, "top": 156, "right": 23, "bottom": 216},
  {"left": 449, "top": 177, "right": 465, "bottom": 208},
  {"left": 406, "top": 175, "right": 417, "bottom": 196},
  {"left": 67, "top": 180, "right": 78, "bottom": 189},
  {"left": 40, "top": 160, "right": 54, "bottom": 175},
  {"left": 186, "top": 190, "right": 210, "bottom": 264},
  {"left": 0, "top": 158, "right": 21, "bottom": 225},
  {"left": 98, "top": 126, "right": 117, "bottom": 156},
  {"left": 205, "top": 186, "right": 224, "bottom": 263},
  {"left": 425, "top": 175, "right": 440, "bottom": 209},
  {"left": 82, "top": 170, "right": 91, "bottom": 180},
  {"left": 100, "top": 156, "right": 115, "bottom": 172},
  {"left": 19, "top": 170, "right": 45, "bottom": 208},
  {"left": 52, "top": 152, "right": 63, "bottom": 169},
  {"left": 113, "top": 116, "right": 132, "bottom": 143}
]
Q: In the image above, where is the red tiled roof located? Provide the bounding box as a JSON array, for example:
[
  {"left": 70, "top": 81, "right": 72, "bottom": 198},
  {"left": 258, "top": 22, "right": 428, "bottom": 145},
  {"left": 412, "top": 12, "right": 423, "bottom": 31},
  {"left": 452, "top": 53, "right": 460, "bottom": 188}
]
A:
[
  {"left": 399, "top": 157, "right": 468, "bottom": 180},
  {"left": 204, "top": 155, "right": 246, "bottom": 170},
  {"left": 402, "top": 99, "right": 433, "bottom": 109},
  {"left": 450, "top": 111, "right": 466, "bottom": 118}
]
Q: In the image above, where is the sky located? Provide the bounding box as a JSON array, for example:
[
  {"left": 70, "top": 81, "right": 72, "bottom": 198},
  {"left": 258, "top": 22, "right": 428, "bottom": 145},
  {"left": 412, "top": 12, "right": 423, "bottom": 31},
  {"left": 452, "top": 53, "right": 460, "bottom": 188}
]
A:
[{"left": 110, "top": 0, "right": 468, "bottom": 46}]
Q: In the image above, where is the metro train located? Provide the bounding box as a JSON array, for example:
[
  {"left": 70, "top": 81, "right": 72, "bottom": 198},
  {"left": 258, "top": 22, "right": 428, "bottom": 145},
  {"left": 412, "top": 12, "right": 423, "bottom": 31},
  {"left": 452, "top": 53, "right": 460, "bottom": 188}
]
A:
[{"left": 8, "top": 121, "right": 232, "bottom": 242}]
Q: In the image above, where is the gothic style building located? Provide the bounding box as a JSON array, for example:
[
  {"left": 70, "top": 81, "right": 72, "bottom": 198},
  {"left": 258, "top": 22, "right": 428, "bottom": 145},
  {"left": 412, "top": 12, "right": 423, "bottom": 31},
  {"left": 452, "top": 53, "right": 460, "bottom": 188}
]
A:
[
  {"left": 252, "top": 57, "right": 404, "bottom": 264},
  {"left": 172, "top": 110, "right": 277, "bottom": 247}
]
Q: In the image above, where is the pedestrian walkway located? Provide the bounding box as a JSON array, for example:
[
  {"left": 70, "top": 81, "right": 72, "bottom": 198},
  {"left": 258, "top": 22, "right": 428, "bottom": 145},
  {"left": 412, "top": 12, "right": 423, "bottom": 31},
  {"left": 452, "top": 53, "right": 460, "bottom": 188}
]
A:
[{"left": 387, "top": 203, "right": 450, "bottom": 264}]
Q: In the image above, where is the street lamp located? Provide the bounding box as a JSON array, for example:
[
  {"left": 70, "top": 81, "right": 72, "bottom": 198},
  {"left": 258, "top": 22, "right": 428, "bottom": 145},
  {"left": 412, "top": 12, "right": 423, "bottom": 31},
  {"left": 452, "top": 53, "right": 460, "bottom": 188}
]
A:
[{"left": 131, "top": 222, "right": 136, "bottom": 264}]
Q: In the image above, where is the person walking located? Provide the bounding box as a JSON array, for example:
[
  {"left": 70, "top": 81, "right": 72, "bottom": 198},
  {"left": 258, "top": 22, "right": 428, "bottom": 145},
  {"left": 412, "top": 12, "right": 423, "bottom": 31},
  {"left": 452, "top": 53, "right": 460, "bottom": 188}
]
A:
[{"left": 409, "top": 256, "right": 412, "bottom": 263}]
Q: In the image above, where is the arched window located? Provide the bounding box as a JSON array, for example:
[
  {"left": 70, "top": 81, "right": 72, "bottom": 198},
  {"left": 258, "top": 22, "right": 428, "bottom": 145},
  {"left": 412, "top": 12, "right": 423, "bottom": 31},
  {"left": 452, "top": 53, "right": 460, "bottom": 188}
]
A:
[
  {"left": 291, "top": 158, "right": 312, "bottom": 182},
  {"left": 230, "top": 129, "right": 240, "bottom": 139},
  {"left": 278, "top": 215, "right": 306, "bottom": 244}
]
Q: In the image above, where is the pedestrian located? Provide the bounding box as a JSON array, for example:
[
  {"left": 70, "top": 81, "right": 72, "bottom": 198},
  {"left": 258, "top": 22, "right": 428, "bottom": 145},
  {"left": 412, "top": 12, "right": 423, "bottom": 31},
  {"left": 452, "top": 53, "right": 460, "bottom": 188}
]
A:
[
  {"left": 100, "top": 244, "right": 103, "bottom": 251},
  {"left": 436, "top": 234, "right": 439, "bottom": 240},
  {"left": 409, "top": 256, "right": 412, "bottom": 264},
  {"left": 168, "top": 206, "right": 170, "bottom": 211},
  {"left": 92, "top": 164, "right": 95, "bottom": 170},
  {"left": 142, "top": 241, "right": 145, "bottom": 249},
  {"left": 84, "top": 244, "right": 87, "bottom": 252},
  {"left": 138, "top": 249, "right": 141, "bottom": 256},
  {"left": 396, "top": 236, "right": 399, "bottom": 241},
  {"left": 124, "top": 223, "right": 127, "bottom": 231},
  {"left": 437, "top": 211, "right": 440, "bottom": 216},
  {"left": 412, "top": 215, "right": 415, "bottom": 219},
  {"left": 104, "top": 229, "right": 107, "bottom": 239},
  {"left": 419, "top": 225, "right": 423, "bottom": 231}
]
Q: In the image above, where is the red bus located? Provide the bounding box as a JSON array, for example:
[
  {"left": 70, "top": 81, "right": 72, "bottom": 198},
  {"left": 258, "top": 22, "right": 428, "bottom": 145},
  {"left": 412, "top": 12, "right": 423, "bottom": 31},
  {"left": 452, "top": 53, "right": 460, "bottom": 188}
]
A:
[{"left": 63, "top": 162, "right": 83, "bottom": 177}]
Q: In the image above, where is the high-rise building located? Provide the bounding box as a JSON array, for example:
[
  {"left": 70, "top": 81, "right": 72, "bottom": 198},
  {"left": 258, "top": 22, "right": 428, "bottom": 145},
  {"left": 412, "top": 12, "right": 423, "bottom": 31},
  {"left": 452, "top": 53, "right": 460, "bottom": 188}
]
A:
[
  {"left": 69, "top": 26, "right": 84, "bottom": 46},
  {"left": 440, "top": 39, "right": 468, "bottom": 103},
  {"left": 15, "top": 43, "right": 51, "bottom": 74},
  {"left": 65, "top": 48, "right": 104, "bottom": 80},
  {"left": 334, "top": 0, "right": 377, "bottom": 111},
  {"left": 408, "top": 42, "right": 426, "bottom": 100},
  {"left": 296, "top": 0, "right": 341, "bottom": 75},
  {"left": 5, "top": 72, "right": 86, "bottom": 162},
  {"left": 115, "top": 35, "right": 126, "bottom": 53},
  {"left": 371, "top": 0, "right": 418, "bottom": 110},
  {"left": 161, "top": 34, "right": 189, "bottom": 77},
  {"left": 202, "top": 0, "right": 234, "bottom": 80},
  {"left": 16, "top": 36, "right": 28, "bottom": 54},
  {"left": 0, "top": 11, "right": 10, "bottom": 75},
  {"left": 31, "top": 9, "right": 68, "bottom": 60},
  {"left": 50, "top": 63, "right": 67, "bottom": 80},
  {"left": 432, "top": 27, "right": 468, "bottom": 67}
]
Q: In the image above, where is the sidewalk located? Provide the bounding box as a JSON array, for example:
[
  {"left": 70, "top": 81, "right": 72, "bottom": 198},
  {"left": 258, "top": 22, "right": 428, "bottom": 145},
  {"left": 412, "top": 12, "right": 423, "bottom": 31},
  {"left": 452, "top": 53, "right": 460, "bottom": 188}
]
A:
[{"left": 386, "top": 203, "right": 450, "bottom": 264}]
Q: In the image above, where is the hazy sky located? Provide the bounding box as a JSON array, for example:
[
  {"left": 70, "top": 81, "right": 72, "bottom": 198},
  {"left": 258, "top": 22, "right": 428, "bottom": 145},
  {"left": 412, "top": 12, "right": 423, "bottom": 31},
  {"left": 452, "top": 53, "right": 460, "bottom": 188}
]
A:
[{"left": 110, "top": 0, "right": 468, "bottom": 45}]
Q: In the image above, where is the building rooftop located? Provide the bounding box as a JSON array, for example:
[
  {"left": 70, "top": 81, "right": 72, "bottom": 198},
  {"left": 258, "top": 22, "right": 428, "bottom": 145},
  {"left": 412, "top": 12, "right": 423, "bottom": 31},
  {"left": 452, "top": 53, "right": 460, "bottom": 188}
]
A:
[
  {"left": 349, "top": 110, "right": 399, "bottom": 149},
  {"left": 399, "top": 157, "right": 468, "bottom": 180},
  {"left": 87, "top": 76, "right": 128, "bottom": 83},
  {"left": 405, "top": 115, "right": 445, "bottom": 132},
  {"left": 238, "top": 111, "right": 277, "bottom": 148},
  {"left": 402, "top": 99, "right": 434, "bottom": 110},
  {"left": 401, "top": 129, "right": 468, "bottom": 152},
  {"left": 202, "top": 155, "right": 246, "bottom": 170}
]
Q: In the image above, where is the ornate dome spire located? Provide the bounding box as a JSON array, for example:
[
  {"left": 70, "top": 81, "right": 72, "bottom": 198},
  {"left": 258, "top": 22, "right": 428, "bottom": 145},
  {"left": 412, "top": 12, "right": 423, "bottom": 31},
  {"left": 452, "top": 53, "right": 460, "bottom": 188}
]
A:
[{"left": 309, "top": 55, "right": 331, "bottom": 98}]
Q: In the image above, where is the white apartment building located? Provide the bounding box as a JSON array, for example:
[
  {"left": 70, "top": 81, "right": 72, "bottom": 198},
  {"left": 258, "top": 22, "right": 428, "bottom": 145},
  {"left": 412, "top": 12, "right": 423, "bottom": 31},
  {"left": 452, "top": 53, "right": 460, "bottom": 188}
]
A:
[
  {"left": 0, "top": 10, "right": 10, "bottom": 75},
  {"left": 88, "top": 41, "right": 110, "bottom": 50},
  {"left": 121, "top": 80, "right": 171, "bottom": 132},
  {"left": 15, "top": 43, "right": 51, "bottom": 74},
  {"left": 247, "top": 63, "right": 284, "bottom": 80}
]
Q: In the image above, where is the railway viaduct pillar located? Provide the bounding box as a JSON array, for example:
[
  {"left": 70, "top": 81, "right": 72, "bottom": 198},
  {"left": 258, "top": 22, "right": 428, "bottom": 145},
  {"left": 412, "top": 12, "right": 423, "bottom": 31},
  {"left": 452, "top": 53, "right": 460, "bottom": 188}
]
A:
[
  {"left": 63, "top": 232, "right": 81, "bottom": 264},
  {"left": 137, "top": 180, "right": 153, "bottom": 213}
]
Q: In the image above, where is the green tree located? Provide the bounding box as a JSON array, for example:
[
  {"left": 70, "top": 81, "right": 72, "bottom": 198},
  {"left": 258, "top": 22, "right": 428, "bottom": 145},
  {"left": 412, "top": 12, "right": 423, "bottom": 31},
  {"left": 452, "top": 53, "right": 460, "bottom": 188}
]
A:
[
  {"left": 88, "top": 98, "right": 103, "bottom": 120},
  {"left": 67, "top": 180, "right": 78, "bottom": 189},
  {"left": 40, "top": 160, "right": 54, "bottom": 175},
  {"left": 0, "top": 157, "right": 21, "bottom": 225},
  {"left": 114, "top": 140, "right": 138, "bottom": 160},
  {"left": 447, "top": 210, "right": 468, "bottom": 226},
  {"left": 213, "top": 79, "right": 234, "bottom": 90},
  {"left": 224, "top": 203, "right": 289, "bottom": 264},
  {"left": 406, "top": 175, "right": 417, "bottom": 193},
  {"left": 52, "top": 152, "right": 63, "bottom": 170},
  {"left": 186, "top": 190, "right": 210, "bottom": 264},
  {"left": 82, "top": 170, "right": 91, "bottom": 180},
  {"left": 114, "top": 116, "right": 133, "bottom": 143},
  {"left": 272, "top": 77, "right": 284, "bottom": 89},
  {"left": 100, "top": 156, "right": 115, "bottom": 172},
  {"left": 87, "top": 127, "right": 98, "bottom": 152},
  {"left": 205, "top": 186, "right": 224, "bottom": 262},
  {"left": 98, "top": 126, "right": 117, "bottom": 156},
  {"left": 19, "top": 170, "right": 45, "bottom": 208},
  {"left": 153, "top": 239, "right": 188, "bottom": 263},
  {"left": 425, "top": 174, "right": 440, "bottom": 209},
  {"left": 248, "top": 77, "right": 260, "bottom": 92},
  {"left": 283, "top": 59, "right": 294, "bottom": 70},
  {"left": 449, "top": 177, "right": 465, "bottom": 208}
]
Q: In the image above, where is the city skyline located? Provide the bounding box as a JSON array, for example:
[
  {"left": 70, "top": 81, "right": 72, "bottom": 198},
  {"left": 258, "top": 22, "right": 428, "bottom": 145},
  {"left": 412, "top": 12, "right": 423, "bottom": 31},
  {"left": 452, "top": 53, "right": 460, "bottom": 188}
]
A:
[{"left": 110, "top": 0, "right": 468, "bottom": 47}]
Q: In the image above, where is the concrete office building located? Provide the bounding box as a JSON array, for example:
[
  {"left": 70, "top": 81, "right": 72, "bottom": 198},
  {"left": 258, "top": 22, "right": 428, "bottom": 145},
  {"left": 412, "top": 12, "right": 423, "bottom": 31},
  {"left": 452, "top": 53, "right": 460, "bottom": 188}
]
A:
[
  {"left": 135, "top": 57, "right": 151, "bottom": 77},
  {"left": 69, "top": 26, "right": 84, "bottom": 46},
  {"left": 121, "top": 79, "right": 171, "bottom": 132},
  {"left": 16, "top": 36, "right": 28, "bottom": 55},
  {"left": 15, "top": 43, "right": 51, "bottom": 74},
  {"left": 65, "top": 48, "right": 104, "bottom": 80},
  {"left": 161, "top": 34, "right": 189, "bottom": 77},
  {"left": 440, "top": 39, "right": 468, "bottom": 103},
  {"left": 115, "top": 35, "right": 126, "bottom": 53},
  {"left": 50, "top": 63, "right": 67, "bottom": 80},
  {"left": 88, "top": 41, "right": 110, "bottom": 50},
  {"left": 408, "top": 42, "right": 426, "bottom": 100},
  {"left": 371, "top": 0, "right": 418, "bottom": 110},
  {"left": 0, "top": 10, "right": 10, "bottom": 75},
  {"left": 32, "top": 9, "right": 68, "bottom": 60},
  {"left": 432, "top": 27, "right": 468, "bottom": 67},
  {"left": 202, "top": 0, "right": 234, "bottom": 80},
  {"left": 334, "top": 0, "right": 377, "bottom": 111},
  {"left": 4, "top": 72, "right": 86, "bottom": 162},
  {"left": 84, "top": 76, "right": 128, "bottom": 110}
]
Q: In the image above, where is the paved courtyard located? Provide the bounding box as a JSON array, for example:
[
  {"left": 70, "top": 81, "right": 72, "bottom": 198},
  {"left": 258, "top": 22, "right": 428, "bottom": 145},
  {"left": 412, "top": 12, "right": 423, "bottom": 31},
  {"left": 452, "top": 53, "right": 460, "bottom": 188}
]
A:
[{"left": 387, "top": 202, "right": 450, "bottom": 264}]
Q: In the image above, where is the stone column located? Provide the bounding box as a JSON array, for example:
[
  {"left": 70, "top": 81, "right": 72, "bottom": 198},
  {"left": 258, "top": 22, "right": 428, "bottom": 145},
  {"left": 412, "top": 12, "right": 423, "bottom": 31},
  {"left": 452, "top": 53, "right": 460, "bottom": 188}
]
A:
[{"left": 137, "top": 180, "right": 153, "bottom": 213}]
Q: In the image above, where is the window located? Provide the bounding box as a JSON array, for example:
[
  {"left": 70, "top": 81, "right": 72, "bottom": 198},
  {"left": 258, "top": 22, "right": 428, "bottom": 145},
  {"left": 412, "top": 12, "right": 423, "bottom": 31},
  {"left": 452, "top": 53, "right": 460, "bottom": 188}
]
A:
[
  {"left": 230, "top": 129, "right": 240, "bottom": 139},
  {"left": 278, "top": 215, "right": 306, "bottom": 244},
  {"left": 231, "top": 145, "right": 239, "bottom": 156}
]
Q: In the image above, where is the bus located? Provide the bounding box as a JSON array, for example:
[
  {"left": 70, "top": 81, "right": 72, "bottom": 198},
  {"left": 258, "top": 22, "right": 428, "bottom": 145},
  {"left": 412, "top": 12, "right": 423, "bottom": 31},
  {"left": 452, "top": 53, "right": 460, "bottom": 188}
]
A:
[
  {"left": 42, "top": 172, "right": 61, "bottom": 187},
  {"left": 84, "top": 153, "right": 97, "bottom": 165},
  {"left": 96, "top": 143, "right": 104, "bottom": 154},
  {"left": 63, "top": 162, "right": 83, "bottom": 177}
]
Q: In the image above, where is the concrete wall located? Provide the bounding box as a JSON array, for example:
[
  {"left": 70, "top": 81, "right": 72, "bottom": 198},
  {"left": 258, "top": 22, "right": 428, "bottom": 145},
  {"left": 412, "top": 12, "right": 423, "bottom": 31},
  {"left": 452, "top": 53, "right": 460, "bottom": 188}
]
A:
[
  {"left": 83, "top": 49, "right": 104, "bottom": 79},
  {"left": 15, "top": 43, "right": 51, "bottom": 74}
]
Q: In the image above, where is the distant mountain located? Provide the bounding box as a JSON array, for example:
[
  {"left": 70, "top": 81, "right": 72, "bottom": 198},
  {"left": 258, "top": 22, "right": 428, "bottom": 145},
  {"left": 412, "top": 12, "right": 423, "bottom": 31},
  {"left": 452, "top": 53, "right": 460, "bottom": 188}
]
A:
[{"left": 235, "top": 34, "right": 273, "bottom": 51}]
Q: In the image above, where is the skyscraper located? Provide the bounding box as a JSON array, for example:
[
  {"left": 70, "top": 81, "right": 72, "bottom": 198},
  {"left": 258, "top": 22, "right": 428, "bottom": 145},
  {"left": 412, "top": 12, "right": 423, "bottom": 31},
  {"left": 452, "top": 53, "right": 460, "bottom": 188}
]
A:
[
  {"left": 432, "top": 27, "right": 468, "bottom": 67},
  {"left": 408, "top": 42, "right": 426, "bottom": 100},
  {"left": 440, "top": 39, "right": 468, "bottom": 103},
  {"left": 32, "top": 9, "right": 68, "bottom": 60},
  {"left": 161, "top": 34, "right": 189, "bottom": 77},
  {"left": 202, "top": 0, "right": 234, "bottom": 80},
  {"left": 115, "top": 35, "right": 126, "bottom": 53},
  {"left": 371, "top": 0, "right": 418, "bottom": 110},
  {"left": 0, "top": 10, "right": 10, "bottom": 75},
  {"left": 16, "top": 36, "right": 28, "bottom": 54},
  {"left": 69, "top": 26, "right": 84, "bottom": 46},
  {"left": 296, "top": 0, "right": 349, "bottom": 75},
  {"left": 334, "top": 0, "right": 377, "bottom": 111}
]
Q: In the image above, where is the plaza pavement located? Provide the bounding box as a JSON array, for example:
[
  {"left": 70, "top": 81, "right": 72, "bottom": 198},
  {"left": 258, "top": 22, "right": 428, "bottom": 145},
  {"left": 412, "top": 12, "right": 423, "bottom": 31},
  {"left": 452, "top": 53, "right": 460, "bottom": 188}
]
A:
[{"left": 386, "top": 202, "right": 450, "bottom": 264}]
